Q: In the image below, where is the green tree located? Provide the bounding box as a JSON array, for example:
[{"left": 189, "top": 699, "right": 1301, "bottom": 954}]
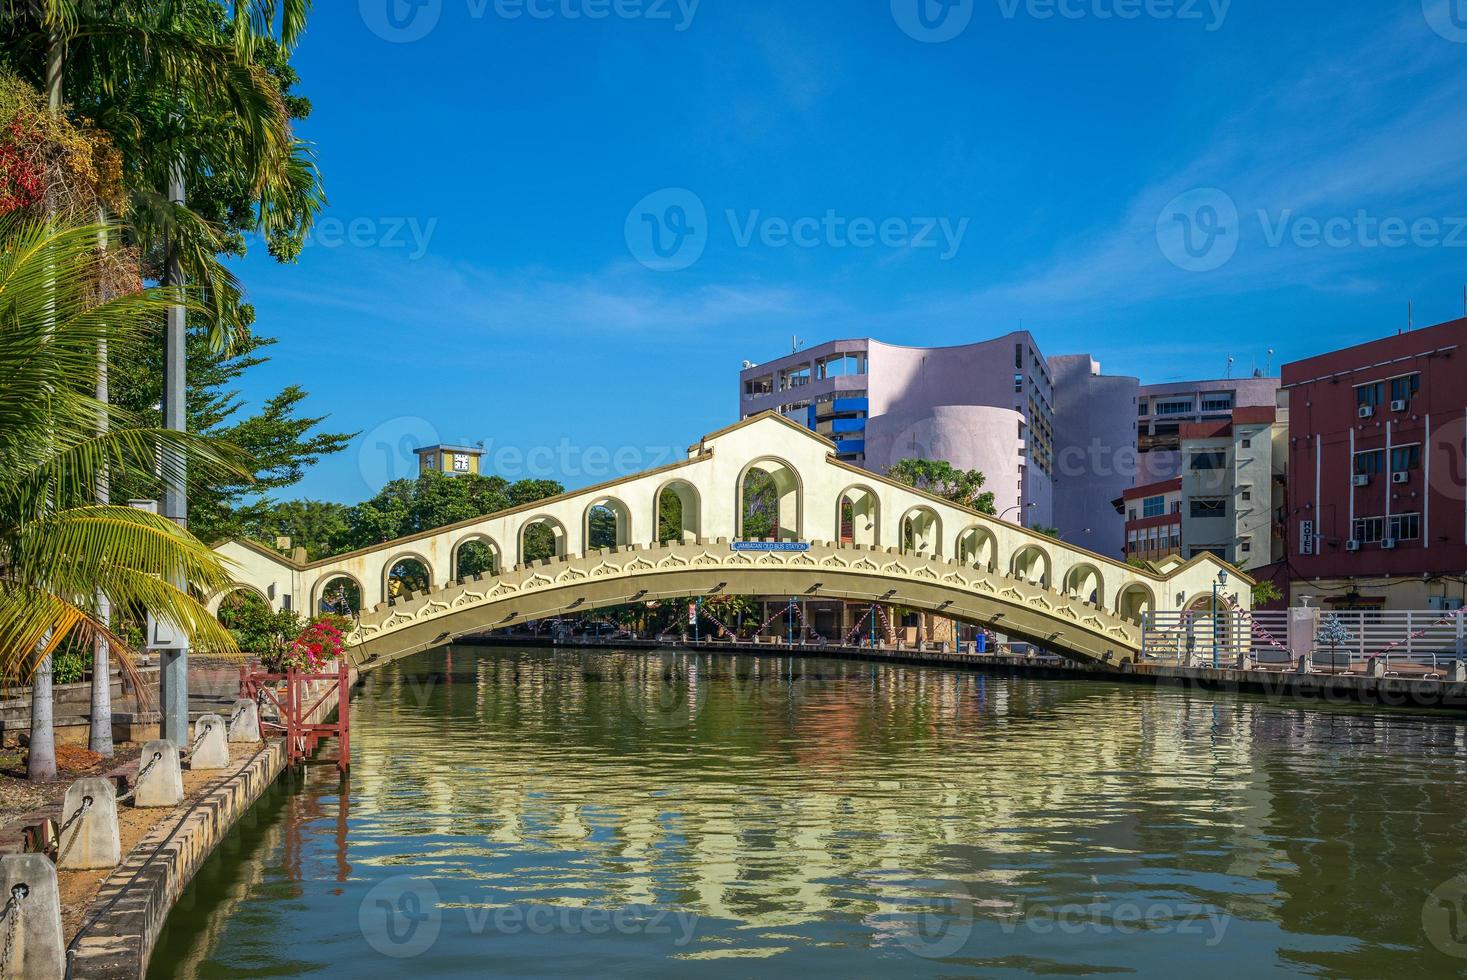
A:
[
  {"left": 886, "top": 458, "right": 996, "bottom": 514},
  {"left": 0, "top": 220, "right": 246, "bottom": 779},
  {"left": 341, "top": 471, "right": 567, "bottom": 551},
  {"left": 1252, "top": 580, "right": 1283, "bottom": 607},
  {"left": 1031, "top": 525, "right": 1061, "bottom": 539},
  {"left": 106, "top": 329, "right": 354, "bottom": 544},
  {"left": 740, "top": 469, "right": 777, "bottom": 538},
  {"left": 236, "top": 499, "right": 351, "bottom": 559}
]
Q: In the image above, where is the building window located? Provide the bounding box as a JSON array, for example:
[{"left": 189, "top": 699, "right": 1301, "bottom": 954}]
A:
[
  {"left": 1200, "top": 394, "right": 1234, "bottom": 412},
  {"left": 1190, "top": 451, "right": 1227, "bottom": 470},
  {"left": 1156, "top": 399, "right": 1194, "bottom": 416},
  {"left": 781, "top": 365, "right": 812, "bottom": 390},
  {"left": 1137, "top": 401, "right": 1148, "bottom": 417},
  {"left": 1389, "top": 513, "right": 1421, "bottom": 541},
  {"left": 1353, "top": 516, "right": 1385, "bottom": 543},
  {"left": 1390, "top": 373, "right": 1420, "bottom": 402},
  {"left": 1014, "top": 373, "right": 1024, "bottom": 393},
  {"left": 1391, "top": 444, "right": 1422, "bottom": 472},
  {"left": 1354, "top": 450, "right": 1385, "bottom": 475},
  {"left": 1241, "top": 489, "right": 1252, "bottom": 502},
  {"left": 1143, "top": 496, "right": 1166, "bottom": 518},
  {"left": 1240, "top": 541, "right": 1252, "bottom": 553},
  {"left": 1191, "top": 499, "right": 1226, "bottom": 518},
  {"left": 817, "top": 352, "right": 866, "bottom": 379},
  {"left": 1356, "top": 382, "right": 1383, "bottom": 408},
  {"left": 745, "top": 375, "right": 774, "bottom": 396}
]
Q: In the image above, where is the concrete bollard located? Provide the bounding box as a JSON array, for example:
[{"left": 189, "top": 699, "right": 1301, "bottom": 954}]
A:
[
  {"left": 228, "top": 699, "right": 261, "bottom": 743},
  {"left": 134, "top": 740, "right": 184, "bottom": 808},
  {"left": 1452, "top": 661, "right": 1467, "bottom": 683},
  {"left": 1296, "top": 654, "right": 1313, "bottom": 674},
  {"left": 0, "top": 853, "right": 64, "bottom": 979},
  {"left": 57, "top": 778, "right": 120, "bottom": 871},
  {"left": 189, "top": 714, "right": 230, "bottom": 770},
  {"left": 1367, "top": 657, "right": 1386, "bottom": 679}
]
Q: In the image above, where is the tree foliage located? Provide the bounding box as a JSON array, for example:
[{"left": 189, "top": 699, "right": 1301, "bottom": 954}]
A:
[{"left": 886, "top": 458, "right": 996, "bottom": 514}]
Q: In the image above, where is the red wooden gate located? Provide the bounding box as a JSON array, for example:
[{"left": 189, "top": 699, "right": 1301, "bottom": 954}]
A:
[{"left": 239, "top": 660, "right": 351, "bottom": 772}]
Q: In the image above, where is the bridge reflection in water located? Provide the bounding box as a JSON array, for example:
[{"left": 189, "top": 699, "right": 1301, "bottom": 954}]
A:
[{"left": 150, "top": 647, "right": 1467, "bottom": 978}]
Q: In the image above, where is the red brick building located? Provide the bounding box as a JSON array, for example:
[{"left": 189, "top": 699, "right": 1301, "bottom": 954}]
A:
[{"left": 1281, "top": 317, "right": 1467, "bottom": 609}]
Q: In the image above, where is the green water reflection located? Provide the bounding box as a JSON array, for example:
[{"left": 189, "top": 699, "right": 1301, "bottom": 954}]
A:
[{"left": 148, "top": 647, "right": 1467, "bottom": 977}]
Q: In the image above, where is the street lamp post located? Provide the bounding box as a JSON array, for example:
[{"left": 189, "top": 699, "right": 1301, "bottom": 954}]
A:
[
  {"left": 999, "top": 502, "right": 1037, "bottom": 524},
  {"left": 1212, "top": 569, "right": 1229, "bottom": 668}
]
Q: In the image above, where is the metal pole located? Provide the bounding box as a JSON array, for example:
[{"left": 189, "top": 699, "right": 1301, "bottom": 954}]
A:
[
  {"left": 1212, "top": 581, "right": 1220, "bottom": 668},
  {"left": 695, "top": 597, "right": 701, "bottom": 644},
  {"left": 159, "top": 156, "right": 190, "bottom": 745}
]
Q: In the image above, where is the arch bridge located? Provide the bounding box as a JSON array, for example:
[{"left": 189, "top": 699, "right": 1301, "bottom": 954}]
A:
[{"left": 213, "top": 414, "right": 1251, "bottom": 668}]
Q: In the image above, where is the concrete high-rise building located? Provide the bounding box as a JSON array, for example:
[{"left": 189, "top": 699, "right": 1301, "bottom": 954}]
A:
[
  {"left": 1048, "top": 355, "right": 1139, "bottom": 554},
  {"left": 739, "top": 333, "right": 1056, "bottom": 527},
  {"left": 1136, "top": 376, "right": 1281, "bottom": 485}
]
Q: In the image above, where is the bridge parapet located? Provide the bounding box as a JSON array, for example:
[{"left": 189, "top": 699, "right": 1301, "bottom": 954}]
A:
[{"left": 340, "top": 539, "right": 1153, "bottom": 669}]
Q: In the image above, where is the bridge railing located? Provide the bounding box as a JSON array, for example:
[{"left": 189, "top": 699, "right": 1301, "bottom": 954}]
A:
[{"left": 1143, "top": 608, "right": 1467, "bottom": 674}]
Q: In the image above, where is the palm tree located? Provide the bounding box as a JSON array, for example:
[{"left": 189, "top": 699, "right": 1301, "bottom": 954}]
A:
[
  {"left": 0, "top": 0, "right": 320, "bottom": 754},
  {"left": 0, "top": 218, "right": 247, "bottom": 779}
]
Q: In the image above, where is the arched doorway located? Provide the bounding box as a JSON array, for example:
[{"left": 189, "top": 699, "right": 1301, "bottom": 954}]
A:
[
  {"left": 585, "top": 498, "right": 632, "bottom": 550},
  {"left": 900, "top": 506, "right": 942, "bottom": 557},
  {"left": 1115, "top": 583, "right": 1155, "bottom": 624},
  {"left": 1063, "top": 563, "right": 1105, "bottom": 606},
  {"left": 453, "top": 536, "right": 501, "bottom": 579},
  {"left": 955, "top": 526, "right": 997, "bottom": 570},
  {"left": 836, "top": 485, "right": 880, "bottom": 547},
  {"left": 655, "top": 480, "right": 701, "bottom": 544},
  {"left": 314, "top": 575, "right": 363, "bottom": 616},
  {"left": 737, "top": 458, "right": 802, "bottom": 541},
  {"left": 1011, "top": 545, "right": 1051, "bottom": 587},
  {"left": 519, "top": 516, "right": 567, "bottom": 565},
  {"left": 384, "top": 555, "right": 432, "bottom": 602}
]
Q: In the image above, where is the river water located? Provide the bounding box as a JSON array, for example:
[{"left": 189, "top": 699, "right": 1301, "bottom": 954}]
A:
[{"left": 149, "top": 647, "right": 1467, "bottom": 977}]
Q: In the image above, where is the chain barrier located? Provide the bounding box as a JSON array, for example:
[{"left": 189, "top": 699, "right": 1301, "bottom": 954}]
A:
[
  {"left": 1219, "top": 594, "right": 1288, "bottom": 652},
  {"left": 118, "top": 751, "right": 164, "bottom": 804},
  {"left": 188, "top": 722, "right": 213, "bottom": 756},
  {"left": 0, "top": 884, "right": 26, "bottom": 977},
  {"left": 55, "top": 796, "right": 95, "bottom": 864}
]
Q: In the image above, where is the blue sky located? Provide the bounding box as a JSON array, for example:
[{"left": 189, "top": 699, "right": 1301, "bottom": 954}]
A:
[{"left": 236, "top": 0, "right": 1467, "bottom": 503}]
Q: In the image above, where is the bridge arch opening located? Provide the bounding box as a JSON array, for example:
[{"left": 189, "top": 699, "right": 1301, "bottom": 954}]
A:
[
  {"left": 737, "top": 457, "right": 802, "bottom": 541},
  {"left": 314, "top": 575, "right": 363, "bottom": 616},
  {"left": 453, "top": 535, "right": 501, "bottom": 580},
  {"left": 1063, "top": 563, "right": 1105, "bottom": 607},
  {"left": 385, "top": 554, "right": 433, "bottom": 602},
  {"left": 655, "top": 479, "right": 701, "bottom": 544},
  {"left": 837, "top": 484, "right": 880, "bottom": 547},
  {"left": 955, "top": 525, "right": 997, "bottom": 570},
  {"left": 1011, "top": 545, "right": 1051, "bottom": 587},
  {"left": 519, "top": 516, "right": 567, "bottom": 565},
  {"left": 585, "top": 498, "right": 632, "bottom": 550},
  {"left": 1115, "top": 583, "right": 1155, "bottom": 624},
  {"left": 1184, "top": 592, "right": 1233, "bottom": 658},
  {"left": 900, "top": 506, "right": 943, "bottom": 557},
  {"left": 215, "top": 585, "right": 272, "bottom": 625}
]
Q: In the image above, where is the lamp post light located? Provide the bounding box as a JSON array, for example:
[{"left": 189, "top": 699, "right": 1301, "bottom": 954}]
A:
[
  {"left": 1212, "top": 569, "right": 1229, "bottom": 668},
  {"left": 1000, "top": 502, "right": 1037, "bottom": 525}
]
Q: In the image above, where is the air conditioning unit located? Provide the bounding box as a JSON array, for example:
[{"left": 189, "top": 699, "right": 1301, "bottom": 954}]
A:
[
  {"left": 1392, "top": 471, "right": 1410, "bottom": 484},
  {"left": 1352, "top": 474, "right": 1370, "bottom": 487},
  {"left": 1358, "top": 405, "right": 1375, "bottom": 419},
  {"left": 1346, "top": 539, "right": 1361, "bottom": 552},
  {"left": 1391, "top": 399, "right": 1408, "bottom": 412},
  {"left": 1429, "top": 597, "right": 1465, "bottom": 612},
  {"left": 1381, "top": 538, "right": 1397, "bottom": 550}
]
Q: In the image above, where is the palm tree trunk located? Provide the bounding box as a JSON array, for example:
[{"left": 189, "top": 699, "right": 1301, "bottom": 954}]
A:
[
  {"left": 91, "top": 216, "right": 113, "bottom": 756},
  {"left": 28, "top": 18, "right": 65, "bottom": 781}
]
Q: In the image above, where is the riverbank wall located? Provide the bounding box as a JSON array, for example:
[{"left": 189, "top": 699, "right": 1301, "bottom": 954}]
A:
[
  {"left": 455, "top": 635, "right": 1467, "bottom": 713},
  {"left": 65, "top": 667, "right": 356, "bottom": 979}
]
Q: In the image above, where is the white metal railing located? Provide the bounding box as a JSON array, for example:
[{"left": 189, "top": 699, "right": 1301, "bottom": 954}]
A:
[{"left": 1141, "top": 607, "right": 1467, "bottom": 674}]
